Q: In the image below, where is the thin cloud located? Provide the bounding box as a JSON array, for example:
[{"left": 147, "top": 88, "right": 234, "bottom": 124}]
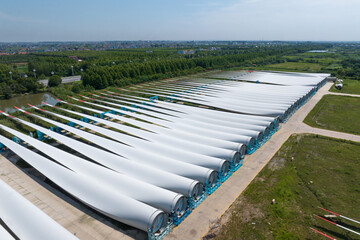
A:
[{"left": 187, "top": 0, "right": 360, "bottom": 41}]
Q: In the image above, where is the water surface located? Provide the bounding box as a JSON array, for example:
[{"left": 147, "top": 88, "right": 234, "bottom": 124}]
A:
[
  {"left": 0, "top": 93, "right": 58, "bottom": 113},
  {"left": 307, "top": 50, "right": 328, "bottom": 53}
]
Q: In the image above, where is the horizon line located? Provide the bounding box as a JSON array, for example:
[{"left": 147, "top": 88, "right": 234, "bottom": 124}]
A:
[{"left": 1, "top": 40, "right": 360, "bottom": 44}]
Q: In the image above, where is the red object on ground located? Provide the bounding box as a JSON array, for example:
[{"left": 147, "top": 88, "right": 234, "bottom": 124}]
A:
[{"left": 310, "top": 228, "right": 336, "bottom": 240}]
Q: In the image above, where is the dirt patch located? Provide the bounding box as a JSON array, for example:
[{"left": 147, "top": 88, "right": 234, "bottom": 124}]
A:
[
  {"left": 202, "top": 196, "right": 264, "bottom": 239},
  {"left": 315, "top": 120, "right": 327, "bottom": 127},
  {"left": 256, "top": 176, "right": 266, "bottom": 182},
  {"left": 234, "top": 197, "right": 264, "bottom": 223},
  {"left": 268, "top": 157, "right": 286, "bottom": 171}
]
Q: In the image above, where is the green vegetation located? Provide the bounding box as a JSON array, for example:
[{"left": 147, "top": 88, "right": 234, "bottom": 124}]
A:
[
  {"left": 330, "top": 79, "right": 360, "bottom": 95},
  {"left": 211, "top": 134, "right": 360, "bottom": 240},
  {"left": 48, "top": 75, "right": 62, "bottom": 87},
  {"left": 0, "top": 76, "right": 42, "bottom": 100},
  {"left": 264, "top": 61, "right": 322, "bottom": 72},
  {"left": 339, "top": 57, "right": 360, "bottom": 79},
  {"left": 250, "top": 49, "right": 360, "bottom": 79},
  {"left": 304, "top": 95, "right": 360, "bottom": 135},
  {"left": 80, "top": 46, "right": 313, "bottom": 89},
  {"left": 47, "top": 83, "right": 94, "bottom": 100},
  {"left": 0, "top": 43, "right": 329, "bottom": 97},
  {"left": 1, "top": 43, "right": 360, "bottom": 99},
  {"left": 13, "top": 63, "right": 28, "bottom": 73}
]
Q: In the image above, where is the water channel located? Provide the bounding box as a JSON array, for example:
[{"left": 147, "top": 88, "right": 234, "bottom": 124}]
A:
[{"left": 0, "top": 93, "right": 58, "bottom": 113}]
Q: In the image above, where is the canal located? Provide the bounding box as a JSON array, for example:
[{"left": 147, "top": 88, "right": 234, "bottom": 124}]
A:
[{"left": 0, "top": 93, "right": 58, "bottom": 113}]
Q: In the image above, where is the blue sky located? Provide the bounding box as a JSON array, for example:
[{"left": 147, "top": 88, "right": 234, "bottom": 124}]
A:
[{"left": 0, "top": 0, "right": 359, "bottom": 42}]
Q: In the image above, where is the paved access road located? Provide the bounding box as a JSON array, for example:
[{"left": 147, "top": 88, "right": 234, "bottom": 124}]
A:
[
  {"left": 166, "top": 82, "right": 360, "bottom": 240},
  {"left": 39, "top": 75, "right": 81, "bottom": 86},
  {"left": 327, "top": 91, "right": 360, "bottom": 98}
]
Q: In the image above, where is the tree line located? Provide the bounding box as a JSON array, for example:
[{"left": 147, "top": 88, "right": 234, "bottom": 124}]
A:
[
  {"left": 0, "top": 43, "right": 332, "bottom": 98},
  {"left": 81, "top": 45, "right": 319, "bottom": 89},
  {"left": 336, "top": 58, "right": 360, "bottom": 79},
  {"left": 0, "top": 64, "right": 41, "bottom": 99}
]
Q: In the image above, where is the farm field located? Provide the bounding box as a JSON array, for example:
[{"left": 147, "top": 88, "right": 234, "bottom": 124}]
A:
[{"left": 264, "top": 62, "right": 322, "bottom": 72}]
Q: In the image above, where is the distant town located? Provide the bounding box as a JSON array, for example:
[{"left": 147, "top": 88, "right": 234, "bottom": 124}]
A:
[{"left": 3, "top": 40, "right": 359, "bottom": 55}]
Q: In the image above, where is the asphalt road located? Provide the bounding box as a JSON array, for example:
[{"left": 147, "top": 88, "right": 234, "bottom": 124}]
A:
[{"left": 38, "top": 75, "right": 81, "bottom": 86}]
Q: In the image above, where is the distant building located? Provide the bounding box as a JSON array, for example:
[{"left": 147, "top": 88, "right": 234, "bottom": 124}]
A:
[
  {"left": 177, "top": 49, "right": 196, "bottom": 54},
  {"left": 69, "top": 56, "right": 82, "bottom": 62}
]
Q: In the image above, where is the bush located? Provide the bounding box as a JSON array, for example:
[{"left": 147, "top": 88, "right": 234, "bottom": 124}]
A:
[
  {"left": 71, "top": 82, "right": 83, "bottom": 93},
  {"left": 48, "top": 75, "right": 62, "bottom": 87}
]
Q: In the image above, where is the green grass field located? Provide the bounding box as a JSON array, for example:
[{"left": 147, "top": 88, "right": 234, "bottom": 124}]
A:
[
  {"left": 330, "top": 79, "right": 360, "bottom": 95},
  {"left": 12, "top": 63, "right": 28, "bottom": 73},
  {"left": 304, "top": 95, "right": 360, "bottom": 135},
  {"left": 264, "top": 62, "right": 322, "bottom": 72},
  {"left": 248, "top": 51, "right": 343, "bottom": 73},
  {"left": 211, "top": 134, "right": 360, "bottom": 240},
  {"left": 16, "top": 65, "right": 28, "bottom": 73}
]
